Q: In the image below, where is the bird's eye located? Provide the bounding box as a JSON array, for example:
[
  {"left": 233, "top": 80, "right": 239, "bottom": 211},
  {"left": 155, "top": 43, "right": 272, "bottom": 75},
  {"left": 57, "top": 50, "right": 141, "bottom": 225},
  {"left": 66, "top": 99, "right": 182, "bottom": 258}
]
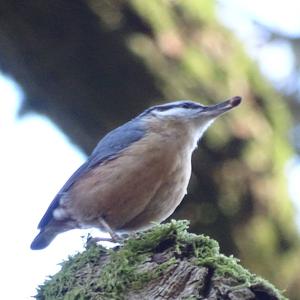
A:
[
  {"left": 181, "top": 103, "right": 190, "bottom": 109},
  {"left": 180, "top": 102, "right": 202, "bottom": 110}
]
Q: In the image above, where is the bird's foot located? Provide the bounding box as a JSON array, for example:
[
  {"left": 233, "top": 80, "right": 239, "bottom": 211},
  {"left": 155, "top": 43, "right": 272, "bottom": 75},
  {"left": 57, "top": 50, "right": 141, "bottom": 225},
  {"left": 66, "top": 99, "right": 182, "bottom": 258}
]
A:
[
  {"left": 98, "top": 217, "right": 122, "bottom": 242},
  {"left": 88, "top": 234, "right": 123, "bottom": 244},
  {"left": 85, "top": 236, "right": 118, "bottom": 248},
  {"left": 85, "top": 218, "right": 137, "bottom": 248}
]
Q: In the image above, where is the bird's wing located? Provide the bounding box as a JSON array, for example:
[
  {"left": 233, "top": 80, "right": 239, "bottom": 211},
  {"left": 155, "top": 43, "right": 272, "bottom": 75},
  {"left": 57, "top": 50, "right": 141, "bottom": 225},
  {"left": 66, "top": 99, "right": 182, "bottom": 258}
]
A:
[
  {"left": 37, "top": 118, "right": 146, "bottom": 229},
  {"left": 37, "top": 162, "right": 89, "bottom": 229}
]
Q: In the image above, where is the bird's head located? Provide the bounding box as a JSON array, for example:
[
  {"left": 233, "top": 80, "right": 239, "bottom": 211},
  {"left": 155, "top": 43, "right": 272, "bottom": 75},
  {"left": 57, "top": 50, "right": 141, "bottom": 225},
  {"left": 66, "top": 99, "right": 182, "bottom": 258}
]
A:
[{"left": 138, "top": 96, "right": 242, "bottom": 142}]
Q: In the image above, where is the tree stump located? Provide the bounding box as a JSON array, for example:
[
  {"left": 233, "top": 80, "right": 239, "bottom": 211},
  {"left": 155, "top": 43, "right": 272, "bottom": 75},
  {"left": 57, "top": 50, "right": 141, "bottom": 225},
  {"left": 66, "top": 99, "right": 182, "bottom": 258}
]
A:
[{"left": 35, "top": 220, "right": 287, "bottom": 300}]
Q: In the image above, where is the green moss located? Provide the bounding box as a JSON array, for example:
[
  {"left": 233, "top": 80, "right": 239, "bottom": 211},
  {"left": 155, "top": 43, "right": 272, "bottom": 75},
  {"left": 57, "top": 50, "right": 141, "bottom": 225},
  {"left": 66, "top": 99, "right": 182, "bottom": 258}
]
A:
[{"left": 36, "top": 220, "right": 287, "bottom": 300}]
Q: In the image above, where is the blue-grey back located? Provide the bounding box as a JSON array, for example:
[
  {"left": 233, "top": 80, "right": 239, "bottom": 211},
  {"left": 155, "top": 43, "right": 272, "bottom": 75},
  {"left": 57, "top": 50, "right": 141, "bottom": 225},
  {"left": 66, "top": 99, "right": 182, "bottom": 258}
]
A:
[
  {"left": 88, "top": 118, "right": 146, "bottom": 167},
  {"left": 37, "top": 118, "right": 147, "bottom": 229}
]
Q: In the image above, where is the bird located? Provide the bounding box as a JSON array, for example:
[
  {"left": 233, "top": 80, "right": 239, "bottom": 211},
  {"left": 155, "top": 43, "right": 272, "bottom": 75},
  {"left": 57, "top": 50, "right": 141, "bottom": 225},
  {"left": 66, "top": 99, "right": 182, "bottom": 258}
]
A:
[{"left": 30, "top": 96, "right": 242, "bottom": 250}]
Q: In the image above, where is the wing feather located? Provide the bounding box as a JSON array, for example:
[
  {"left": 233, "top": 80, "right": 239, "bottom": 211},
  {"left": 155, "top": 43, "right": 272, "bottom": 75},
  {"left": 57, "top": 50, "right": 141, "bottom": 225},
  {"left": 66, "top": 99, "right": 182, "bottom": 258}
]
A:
[{"left": 37, "top": 118, "right": 146, "bottom": 229}]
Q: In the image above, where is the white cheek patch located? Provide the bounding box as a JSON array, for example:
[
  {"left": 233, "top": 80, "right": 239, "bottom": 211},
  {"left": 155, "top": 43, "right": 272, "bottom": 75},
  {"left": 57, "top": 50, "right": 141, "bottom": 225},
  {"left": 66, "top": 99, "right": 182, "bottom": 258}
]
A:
[{"left": 154, "top": 107, "right": 190, "bottom": 117}]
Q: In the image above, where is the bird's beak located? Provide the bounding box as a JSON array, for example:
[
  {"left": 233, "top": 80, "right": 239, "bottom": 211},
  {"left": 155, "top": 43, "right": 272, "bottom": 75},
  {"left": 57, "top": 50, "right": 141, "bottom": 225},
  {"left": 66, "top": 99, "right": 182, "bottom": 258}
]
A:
[{"left": 202, "top": 96, "right": 242, "bottom": 118}]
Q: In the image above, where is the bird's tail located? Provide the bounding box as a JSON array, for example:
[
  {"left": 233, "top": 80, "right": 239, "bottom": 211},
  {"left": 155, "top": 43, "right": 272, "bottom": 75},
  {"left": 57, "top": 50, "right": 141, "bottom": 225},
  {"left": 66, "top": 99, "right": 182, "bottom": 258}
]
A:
[{"left": 30, "top": 226, "right": 59, "bottom": 250}]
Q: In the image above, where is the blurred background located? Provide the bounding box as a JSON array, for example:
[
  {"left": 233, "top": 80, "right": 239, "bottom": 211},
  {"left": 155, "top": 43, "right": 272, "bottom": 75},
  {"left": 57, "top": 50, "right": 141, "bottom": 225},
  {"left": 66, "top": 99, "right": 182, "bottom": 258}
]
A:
[{"left": 0, "top": 0, "right": 299, "bottom": 299}]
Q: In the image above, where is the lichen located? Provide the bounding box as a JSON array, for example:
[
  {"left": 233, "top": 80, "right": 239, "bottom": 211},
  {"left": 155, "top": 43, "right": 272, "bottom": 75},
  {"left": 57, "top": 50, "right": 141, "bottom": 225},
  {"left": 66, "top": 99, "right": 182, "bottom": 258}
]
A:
[{"left": 35, "top": 220, "right": 287, "bottom": 300}]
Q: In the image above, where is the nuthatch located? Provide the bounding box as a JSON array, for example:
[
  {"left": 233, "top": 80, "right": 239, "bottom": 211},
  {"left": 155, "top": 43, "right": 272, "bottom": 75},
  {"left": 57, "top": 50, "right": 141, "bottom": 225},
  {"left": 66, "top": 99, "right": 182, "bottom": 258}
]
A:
[{"left": 31, "top": 96, "right": 241, "bottom": 250}]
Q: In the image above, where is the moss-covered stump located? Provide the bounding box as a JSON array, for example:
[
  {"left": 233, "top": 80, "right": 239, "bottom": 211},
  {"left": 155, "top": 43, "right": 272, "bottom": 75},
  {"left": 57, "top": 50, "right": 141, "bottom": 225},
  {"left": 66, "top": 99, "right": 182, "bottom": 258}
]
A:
[{"left": 36, "top": 220, "right": 286, "bottom": 300}]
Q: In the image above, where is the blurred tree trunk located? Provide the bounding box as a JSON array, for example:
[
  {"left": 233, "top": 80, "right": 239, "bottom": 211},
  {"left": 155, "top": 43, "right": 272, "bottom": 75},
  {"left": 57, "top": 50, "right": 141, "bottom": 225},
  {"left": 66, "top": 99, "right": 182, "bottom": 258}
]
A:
[{"left": 0, "top": 0, "right": 299, "bottom": 298}]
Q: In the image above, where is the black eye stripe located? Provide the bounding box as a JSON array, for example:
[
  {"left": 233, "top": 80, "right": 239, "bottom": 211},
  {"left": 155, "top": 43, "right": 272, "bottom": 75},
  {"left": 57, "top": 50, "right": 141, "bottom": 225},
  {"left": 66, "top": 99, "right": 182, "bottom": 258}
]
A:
[
  {"left": 139, "top": 102, "right": 203, "bottom": 117},
  {"left": 180, "top": 102, "right": 202, "bottom": 109},
  {"left": 155, "top": 105, "right": 177, "bottom": 111}
]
